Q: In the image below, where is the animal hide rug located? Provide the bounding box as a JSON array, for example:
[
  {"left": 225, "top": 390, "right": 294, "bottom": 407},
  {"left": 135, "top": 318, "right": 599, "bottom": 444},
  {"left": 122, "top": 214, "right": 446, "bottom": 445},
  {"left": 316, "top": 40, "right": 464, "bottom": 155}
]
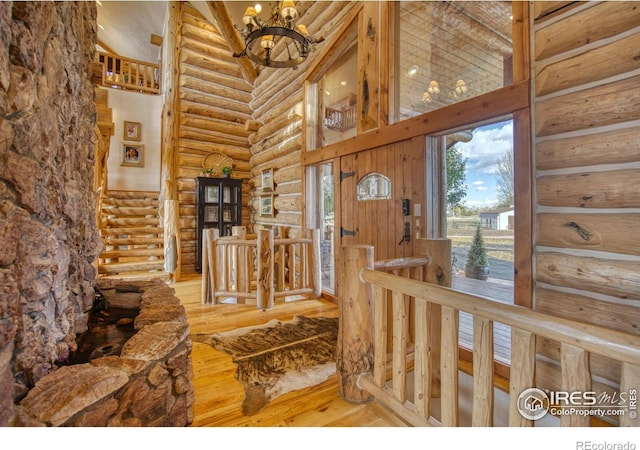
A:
[{"left": 191, "top": 315, "right": 339, "bottom": 415}]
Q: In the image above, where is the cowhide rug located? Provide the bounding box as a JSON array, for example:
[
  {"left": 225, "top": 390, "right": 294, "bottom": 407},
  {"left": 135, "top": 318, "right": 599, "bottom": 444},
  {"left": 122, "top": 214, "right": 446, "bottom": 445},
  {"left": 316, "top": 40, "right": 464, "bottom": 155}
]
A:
[{"left": 191, "top": 315, "right": 339, "bottom": 415}]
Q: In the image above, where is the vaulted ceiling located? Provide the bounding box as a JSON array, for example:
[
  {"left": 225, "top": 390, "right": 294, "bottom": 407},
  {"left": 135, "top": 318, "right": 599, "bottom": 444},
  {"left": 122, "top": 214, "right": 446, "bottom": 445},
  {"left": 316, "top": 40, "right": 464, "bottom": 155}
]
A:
[
  {"left": 96, "top": 1, "right": 513, "bottom": 118},
  {"left": 96, "top": 1, "right": 167, "bottom": 62}
]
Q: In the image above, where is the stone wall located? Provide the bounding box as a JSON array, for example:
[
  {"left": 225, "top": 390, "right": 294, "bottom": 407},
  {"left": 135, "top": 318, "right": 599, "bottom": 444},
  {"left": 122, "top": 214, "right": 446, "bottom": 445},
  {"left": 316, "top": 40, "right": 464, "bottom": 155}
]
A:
[
  {"left": 13, "top": 280, "right": 194, "bottom": 427},
  {"left": 0, "top": 2, "right": 102, "bottom": 425}
]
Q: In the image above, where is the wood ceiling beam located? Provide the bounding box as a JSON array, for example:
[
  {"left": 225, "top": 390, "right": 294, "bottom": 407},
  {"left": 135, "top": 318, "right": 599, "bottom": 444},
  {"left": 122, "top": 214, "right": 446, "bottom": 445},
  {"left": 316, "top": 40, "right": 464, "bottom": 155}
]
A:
[
  {"left": 206, "top": 1, "right": 257, "bottom": 86},
  {"left": 97, "top": 39, "right": 118, "bottom": 55}
]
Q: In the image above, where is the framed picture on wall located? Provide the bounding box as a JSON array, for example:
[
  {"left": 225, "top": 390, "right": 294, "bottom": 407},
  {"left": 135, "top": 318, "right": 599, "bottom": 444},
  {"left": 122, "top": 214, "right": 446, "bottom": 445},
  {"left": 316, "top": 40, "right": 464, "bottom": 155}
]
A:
[
  {"left": 261, "top": 168, "right": 274, "bottom": 192},
  {"left": 260, "top": 194, "right": 274, "bottom": 217},
  {"left": 121, "top": 143, "right": 144, "bottom": 167},
  {"left": 124, "top": 121, "right": 141, "bottom": 141}
]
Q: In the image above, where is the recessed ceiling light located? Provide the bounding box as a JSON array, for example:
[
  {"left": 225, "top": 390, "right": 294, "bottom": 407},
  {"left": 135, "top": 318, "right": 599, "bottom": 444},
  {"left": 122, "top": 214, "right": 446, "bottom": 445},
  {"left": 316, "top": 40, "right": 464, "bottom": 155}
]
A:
[
  {"left": 340, "top": 80, "right": 347, "bottom": 86},
  {"left": 408, "top": 65, "right": 419, "bottom": 76}
]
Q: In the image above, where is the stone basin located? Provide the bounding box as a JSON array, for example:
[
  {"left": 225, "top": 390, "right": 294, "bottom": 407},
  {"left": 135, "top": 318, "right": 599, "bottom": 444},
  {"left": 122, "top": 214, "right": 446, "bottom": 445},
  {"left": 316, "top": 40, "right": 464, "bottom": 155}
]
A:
[{"left": 11, "top": 279, "right": 194, "bottom": 427}]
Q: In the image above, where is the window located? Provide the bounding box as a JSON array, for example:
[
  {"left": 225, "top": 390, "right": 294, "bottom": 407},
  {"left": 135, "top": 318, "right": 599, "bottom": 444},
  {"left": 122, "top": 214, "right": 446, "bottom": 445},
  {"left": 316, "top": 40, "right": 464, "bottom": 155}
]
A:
[
  {"left": 428, "top": 118, "right": 516, "bottom": 366},
  {"left": 394, "top": 1, "right": 513, "bottom": 122},
  {"left": 306, "top": 162, "right": 335, "bottom": 293},
  {"left": 444, "top": 119, "right": 515, "bottom": 300}
]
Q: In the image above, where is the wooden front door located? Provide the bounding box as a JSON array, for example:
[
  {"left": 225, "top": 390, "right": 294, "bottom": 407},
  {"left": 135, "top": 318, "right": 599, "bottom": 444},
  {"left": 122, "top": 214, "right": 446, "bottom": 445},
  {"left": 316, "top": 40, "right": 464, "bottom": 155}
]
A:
[{"left": 339, "top": 137, "right": 426, "bottom": 262}]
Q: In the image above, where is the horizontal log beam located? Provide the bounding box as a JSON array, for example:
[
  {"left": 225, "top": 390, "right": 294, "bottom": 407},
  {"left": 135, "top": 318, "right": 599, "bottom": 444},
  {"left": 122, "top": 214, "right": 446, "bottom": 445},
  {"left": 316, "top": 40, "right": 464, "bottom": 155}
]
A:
[
  {"left": 536, "top": 126, "right": 640, "bottom": 170},
  {"left": 537, "top": 168, "right": 640, "bottom": 208},
  {"left": 536, "top": 252, "right": 640, "bottom": 301}
]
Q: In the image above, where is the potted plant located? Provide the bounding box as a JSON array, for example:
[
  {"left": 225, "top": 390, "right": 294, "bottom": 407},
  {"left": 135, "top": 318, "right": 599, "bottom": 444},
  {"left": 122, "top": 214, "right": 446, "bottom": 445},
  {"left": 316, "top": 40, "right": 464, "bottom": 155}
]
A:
[
  {"left": 201, "top": 168, "right": 215, "bottom": 177},
  {"left": 465, "top": 225, "right": 490, "bottom": 281},
  {"left": 221, "top": 166, "right": 232, "bottom": 178}
]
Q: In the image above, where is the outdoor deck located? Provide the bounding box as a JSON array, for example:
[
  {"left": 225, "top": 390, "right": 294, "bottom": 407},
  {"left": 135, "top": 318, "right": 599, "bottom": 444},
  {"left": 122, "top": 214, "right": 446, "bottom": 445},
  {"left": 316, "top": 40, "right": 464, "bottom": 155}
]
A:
[{"left": 452, "top": 276, "right": 513, "bottom": 364}]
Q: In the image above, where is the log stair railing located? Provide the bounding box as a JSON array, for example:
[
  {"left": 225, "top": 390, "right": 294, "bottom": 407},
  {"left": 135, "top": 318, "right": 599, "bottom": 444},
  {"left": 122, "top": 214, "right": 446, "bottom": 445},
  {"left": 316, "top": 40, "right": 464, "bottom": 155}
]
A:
[
  {"left": 98, "top": 191, "right": 166, "bottom": 280},
  {"left": 338, "top": 245, "right": 640, "bottom": 427},
  {"left": 201, "top": 227, "right": 322, "bottom": 309}
]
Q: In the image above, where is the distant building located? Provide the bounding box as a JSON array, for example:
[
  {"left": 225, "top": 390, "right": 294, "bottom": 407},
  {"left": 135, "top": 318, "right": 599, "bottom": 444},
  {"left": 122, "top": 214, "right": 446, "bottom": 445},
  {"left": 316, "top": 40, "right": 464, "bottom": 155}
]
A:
[{"left": 480, "top": 207, "right": 514, "bottom": 230}]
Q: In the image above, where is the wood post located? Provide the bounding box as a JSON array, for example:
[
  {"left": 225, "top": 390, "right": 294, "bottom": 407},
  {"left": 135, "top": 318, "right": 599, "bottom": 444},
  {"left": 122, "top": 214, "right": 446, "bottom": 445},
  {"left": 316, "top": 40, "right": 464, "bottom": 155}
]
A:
[
  {"left": 392, "top": 288, "right": 408, "bottom": 403},
  {"left": 418, "top": 238, "right": 451, "bottom": 398},
  {"left": 440, "top": 305, "right": 459, "bottom": 426},
  {"left": 419, "top": 238, "right": 452, "bottom": 287},
  {"left": 337, "top": 245, "right": 375, "bottom": 403},
  {"left": 413, "top": 299, "right": 431, "bottom": 417},
  {"left": 560, "top": 343, "right": 591, "bottom": 427},
  {"left": 201, "top": 228, "right": 218, "bottom": 304},
  {"left": 256, "top": 228, "right": 274, "bottom": 309},
  {"left": 310, "top": 228, "right": 322, "bottom": 298},
  {"left": 206, "top": 1, "right": 257, "bottom": 86},
  {"left": 509, "top": 328, "right": 536, "bottom": 426},
  {"left": 472, "top": 316, "right": 494, "bottom": 426},
  {"left": 163, "top": 199, "right": 181, "bottom": 281}
]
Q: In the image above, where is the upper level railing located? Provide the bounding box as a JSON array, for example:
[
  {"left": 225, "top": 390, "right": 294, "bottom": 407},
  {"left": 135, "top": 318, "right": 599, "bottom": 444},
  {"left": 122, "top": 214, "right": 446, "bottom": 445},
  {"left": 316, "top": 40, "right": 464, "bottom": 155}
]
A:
[
  {"left": 96, "top": 51, "right": 160, "bottom": 95},
  {"left": 337, "top": 245, "right": 640, "bottom": 427}
]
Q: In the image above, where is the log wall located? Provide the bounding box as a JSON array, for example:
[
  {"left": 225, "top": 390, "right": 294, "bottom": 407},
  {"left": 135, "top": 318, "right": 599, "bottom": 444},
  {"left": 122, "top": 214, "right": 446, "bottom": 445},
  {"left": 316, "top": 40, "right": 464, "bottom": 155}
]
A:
[
  {"left": 248, "top": 1, "right": 358, "bottom": 238},
  {"left": 532, "top": 1, "right": 640, "bottom": 393},
  {"left": 176, "top": 4, "right": 253, "bottom": 272}
]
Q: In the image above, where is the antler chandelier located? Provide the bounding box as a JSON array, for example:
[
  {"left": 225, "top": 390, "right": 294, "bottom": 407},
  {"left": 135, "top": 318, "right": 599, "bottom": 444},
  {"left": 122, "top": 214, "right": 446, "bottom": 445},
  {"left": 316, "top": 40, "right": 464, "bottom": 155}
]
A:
[{"left": 233, "top": 1, "right": 323, "bottom": 69}]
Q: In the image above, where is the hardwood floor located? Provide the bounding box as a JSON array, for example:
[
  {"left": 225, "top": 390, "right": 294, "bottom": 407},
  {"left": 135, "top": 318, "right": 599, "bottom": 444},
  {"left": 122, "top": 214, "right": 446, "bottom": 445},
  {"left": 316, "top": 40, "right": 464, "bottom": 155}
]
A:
[{"left": 172, "top": 273, "right": 407, "bottom": 427}]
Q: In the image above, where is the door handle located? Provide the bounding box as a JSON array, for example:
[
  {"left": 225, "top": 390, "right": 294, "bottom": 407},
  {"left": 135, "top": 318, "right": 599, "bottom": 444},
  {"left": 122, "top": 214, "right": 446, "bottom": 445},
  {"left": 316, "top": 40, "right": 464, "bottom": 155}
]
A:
[
  {"left": 341, "top": 227, "right": 356, "bottom": 238},
  {"left": 399, "top": 222, "right": 411, "bottom": 245}
]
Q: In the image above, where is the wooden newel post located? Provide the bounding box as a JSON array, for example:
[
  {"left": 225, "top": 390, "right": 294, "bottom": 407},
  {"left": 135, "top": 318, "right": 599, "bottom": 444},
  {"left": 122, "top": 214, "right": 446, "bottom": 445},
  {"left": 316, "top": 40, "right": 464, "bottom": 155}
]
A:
[{"left": 337, "top": 245, "right": 375, "bottom": 403}]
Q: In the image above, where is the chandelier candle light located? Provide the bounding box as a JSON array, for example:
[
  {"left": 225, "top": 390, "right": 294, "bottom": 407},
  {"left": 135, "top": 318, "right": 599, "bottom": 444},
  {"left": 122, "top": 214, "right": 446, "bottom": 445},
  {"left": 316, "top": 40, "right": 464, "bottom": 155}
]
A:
[
  {"left": 234, "top": 1, "right": 324, "bottom": 69},
  {"left": 422, "top": 79, "right": 468, "bottom": 103}
]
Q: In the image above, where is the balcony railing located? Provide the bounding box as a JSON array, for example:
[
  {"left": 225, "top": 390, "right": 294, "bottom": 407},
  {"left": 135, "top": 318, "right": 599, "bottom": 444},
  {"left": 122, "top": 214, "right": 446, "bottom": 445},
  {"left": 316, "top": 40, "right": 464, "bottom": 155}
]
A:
[{"left": 96, "top": 51, "right": 160, "bottom": 95}]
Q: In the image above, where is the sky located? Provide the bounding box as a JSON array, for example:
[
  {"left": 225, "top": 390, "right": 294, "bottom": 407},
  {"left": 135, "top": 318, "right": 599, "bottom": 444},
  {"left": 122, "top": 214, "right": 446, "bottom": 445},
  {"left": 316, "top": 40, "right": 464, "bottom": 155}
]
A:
[{"left": 454, "top": 119, "right": 513, "bottom": 209}]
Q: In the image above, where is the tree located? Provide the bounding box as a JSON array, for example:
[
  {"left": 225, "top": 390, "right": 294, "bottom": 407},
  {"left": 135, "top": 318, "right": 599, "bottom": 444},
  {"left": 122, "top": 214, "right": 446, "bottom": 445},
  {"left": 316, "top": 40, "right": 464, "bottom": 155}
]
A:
[
  {"left": 466, "top": 225, "right": 489, "bottom": 267},
  {"left": 465, "top": 225, "right": 490, "bottom": 280},
  {"left": 446, "top": 145, "right": 467, "bottom": 211},
  {"left": 496, "top": 148, "right": 514, "bottom": 207}
]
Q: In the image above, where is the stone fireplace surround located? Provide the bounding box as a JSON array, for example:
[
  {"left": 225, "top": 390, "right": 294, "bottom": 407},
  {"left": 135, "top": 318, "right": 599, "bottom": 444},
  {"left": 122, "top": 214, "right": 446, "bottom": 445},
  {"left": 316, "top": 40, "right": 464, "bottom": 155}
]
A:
[{"left": 11, "top": 279, "right": 194, "bottom": 427}]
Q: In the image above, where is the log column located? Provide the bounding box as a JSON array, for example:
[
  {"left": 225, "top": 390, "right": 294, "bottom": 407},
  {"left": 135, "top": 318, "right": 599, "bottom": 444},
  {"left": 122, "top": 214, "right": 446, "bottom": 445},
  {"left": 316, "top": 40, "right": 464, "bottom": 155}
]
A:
[
  {"left": 337, "top": 245, "right": 375, "bottom": 402},
  {"left": 160, "top": 1, "right": 181, "bottom": 279}
]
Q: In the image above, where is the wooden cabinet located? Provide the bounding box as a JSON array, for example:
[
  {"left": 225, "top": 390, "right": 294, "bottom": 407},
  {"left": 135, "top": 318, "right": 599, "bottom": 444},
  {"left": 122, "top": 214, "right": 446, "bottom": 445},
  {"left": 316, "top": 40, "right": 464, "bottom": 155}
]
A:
[{"left": 195, "top": 176, "right": 242, "bottom": 272}]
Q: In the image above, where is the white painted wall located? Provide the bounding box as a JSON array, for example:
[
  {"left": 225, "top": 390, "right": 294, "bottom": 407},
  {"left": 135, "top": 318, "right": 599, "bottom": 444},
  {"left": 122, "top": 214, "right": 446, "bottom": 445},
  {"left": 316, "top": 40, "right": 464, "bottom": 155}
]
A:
[{"left": 105, "top": 87, "right": 163, "bottom": 192}]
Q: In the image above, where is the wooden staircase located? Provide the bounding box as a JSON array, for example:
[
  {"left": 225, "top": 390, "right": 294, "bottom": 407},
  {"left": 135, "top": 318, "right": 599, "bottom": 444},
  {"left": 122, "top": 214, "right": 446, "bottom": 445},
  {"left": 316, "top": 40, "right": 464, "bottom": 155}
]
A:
[{"left": 98, "top": 191, "right": 168, "bottom": 280}]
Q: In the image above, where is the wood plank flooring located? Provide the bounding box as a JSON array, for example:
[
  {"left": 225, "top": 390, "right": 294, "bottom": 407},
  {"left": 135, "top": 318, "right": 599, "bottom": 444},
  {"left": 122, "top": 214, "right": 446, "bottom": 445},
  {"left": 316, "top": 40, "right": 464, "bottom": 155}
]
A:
[
  {"left": 172, "top": 273, "right": 408, "bottom": 427},
  {"left": 452, "top": 276, "right": 514, "bottom": 364}
]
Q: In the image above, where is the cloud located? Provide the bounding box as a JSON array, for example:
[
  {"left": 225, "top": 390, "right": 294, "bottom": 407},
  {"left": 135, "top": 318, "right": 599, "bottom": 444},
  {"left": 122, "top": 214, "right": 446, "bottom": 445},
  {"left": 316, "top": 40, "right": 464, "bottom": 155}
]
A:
[
  {"left": 465, "top": 197, "right": 499, "bottom": 208},
  {"left": 455, "top": 121, "right": 513, "bottom": 175},
  {"left": 476, "top": 186, "right": 488, "bottom": 191}
]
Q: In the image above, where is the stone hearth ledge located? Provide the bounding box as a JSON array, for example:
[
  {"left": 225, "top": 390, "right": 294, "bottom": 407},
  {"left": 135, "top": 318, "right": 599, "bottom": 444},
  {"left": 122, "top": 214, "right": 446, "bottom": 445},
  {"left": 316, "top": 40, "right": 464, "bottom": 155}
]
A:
[{"left": 12, "top": 279, "right": 194, "bottom": 427}]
